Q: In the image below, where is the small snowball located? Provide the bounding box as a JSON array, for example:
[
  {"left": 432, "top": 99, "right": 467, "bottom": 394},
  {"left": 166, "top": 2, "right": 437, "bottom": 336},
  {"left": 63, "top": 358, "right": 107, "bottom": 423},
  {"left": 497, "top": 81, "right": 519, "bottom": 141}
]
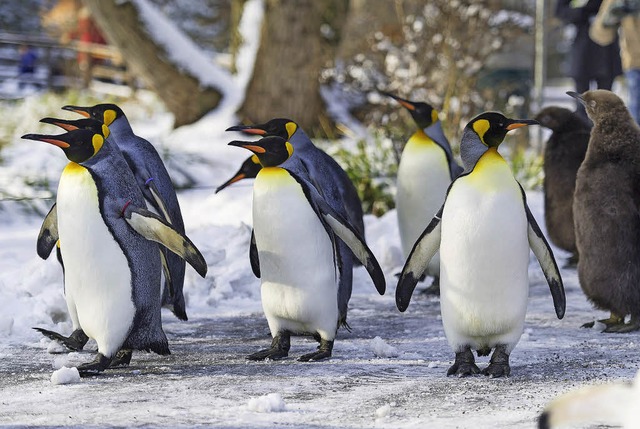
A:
[
  {"left": 51, "top": 366, "right": 80, "bottom": 385},
  {"left": 375, "top": 404, "right": 392, "bottom": 418},
  {"left": 370, "top": 336, "right": 399, "bottom": 358},
  {"left": 594, "top": 321, "right": 607, "bottom": 331},
  {"left": 247, "top": 393, "right": 285, "bottom": 413}
]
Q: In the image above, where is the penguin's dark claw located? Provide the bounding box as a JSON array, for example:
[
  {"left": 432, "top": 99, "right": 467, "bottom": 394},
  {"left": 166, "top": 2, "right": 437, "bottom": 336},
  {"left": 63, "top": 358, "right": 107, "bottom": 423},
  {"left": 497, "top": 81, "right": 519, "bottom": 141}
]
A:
[
  {"left": 603, "top": 316, "right": 640, "bottom": 333},
  {"left": 33, "top": 327, "right": 89, "bottom": 352},
  {"left": 77, "top": 353, "right": 112, "bottom": 377},
  {"left": 481, "top": 345, "right": 510, "bottom": 378},
  {"left": 247, "top": 331, "right": 290, "bottom": 361},
  {"left": 583, "top": 313, "right": 625, "bottom": 330},
  {"left": 482, "top": 363, "right": 511, "bottom": 378},
  {"left": 298, "top": 339, "right": 333, "bottom": 362},
  {"left": 580, "top": 321, "right": 595, "bottom": 329},
  {"left": 447, "top": 348, "right": 480, "bottom": 377},
  {"left": 109, "top": 349, "right": 133, "bottom": 368},
  {"left": 247, "top": 347, "right": 289, "bottom": 361}
]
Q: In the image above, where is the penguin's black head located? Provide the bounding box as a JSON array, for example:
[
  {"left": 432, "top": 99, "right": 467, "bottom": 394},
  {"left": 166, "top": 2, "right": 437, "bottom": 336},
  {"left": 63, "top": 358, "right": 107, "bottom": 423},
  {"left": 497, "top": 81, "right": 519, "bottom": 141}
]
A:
[
  {"left": 22, "top": 129, "right": 105, "bottom": 164},
  {"left": 383, "top": 92, "right": 439, "bottom": 130},
  {"left": 227, "top": 136, "right": 293, "bottom": 168},
  {"left": 215, "top": 155, "right": 263, "bottom": 193},
  {"left": 226, "top": 118, "right": 297, "bottom": 139},
  {"left": 39, "top": 117, "right": 110, "bottom": 139},
  {"left": 466, "top": 112, "right": 538, "bottom": 148},
  {"left": 61, "top": 103, "right": 125, "bottom": 127}
]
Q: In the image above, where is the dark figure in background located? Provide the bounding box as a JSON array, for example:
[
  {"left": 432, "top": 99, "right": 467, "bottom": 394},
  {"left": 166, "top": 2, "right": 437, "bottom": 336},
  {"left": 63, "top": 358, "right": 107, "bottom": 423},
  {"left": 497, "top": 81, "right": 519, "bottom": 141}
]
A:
[
  {"left": 18, "top": 45, "right": 37, "bottom": 75},
  {"left": 556, "top": 0, "right": 622, "bottom": 119}
]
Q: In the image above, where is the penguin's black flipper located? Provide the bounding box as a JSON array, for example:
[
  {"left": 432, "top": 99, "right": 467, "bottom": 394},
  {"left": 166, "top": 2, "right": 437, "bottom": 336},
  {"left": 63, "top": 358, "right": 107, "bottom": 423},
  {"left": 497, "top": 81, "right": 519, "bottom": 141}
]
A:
[
  {"left": 37, "top": 203, "right": 58, "bottom": 260},
  {"left": 33, "top": 327, "right": 89, "bottom": 352},
  {"left": 249, "top": 229, "right": 261, "bottom": 278},
  {"left": 291, "top": 172, "right": 385, "bottom": 296},
  {"left": 122, "top": 204, "right": 208, "bottom": 278},
  {"left": 520, "top": 186, "right": 566, "bottom": 319},
  {"left": 396, "top": 207, "right": 443, "bottom": 312}
]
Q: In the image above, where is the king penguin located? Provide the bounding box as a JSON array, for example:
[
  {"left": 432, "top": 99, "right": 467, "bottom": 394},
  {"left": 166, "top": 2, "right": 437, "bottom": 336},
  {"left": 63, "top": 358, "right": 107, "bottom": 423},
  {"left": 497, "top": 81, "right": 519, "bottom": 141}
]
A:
[
  {"left": 60, "top": 104, "right": 188, "bottom": 322},
  {"left": 227, "top": 135, "right": 385, "bottom": 361},
  {"left": 385, "top": 92, "right": 463, "bottom": 294},
  {"left": 534, "top": 106, "right": 590, "bottom": 267},
  {"left": 22, "top": 129, "right": 207, "bottom": 375},
  {"left": 396, "top": 112, "right": 565, "bottom": 377},
  {"left": 226, "top": 118, "right": 364, "bottom": 326},
  {"left": 568, "top": 90, "right": 640, "bottom": 332}
]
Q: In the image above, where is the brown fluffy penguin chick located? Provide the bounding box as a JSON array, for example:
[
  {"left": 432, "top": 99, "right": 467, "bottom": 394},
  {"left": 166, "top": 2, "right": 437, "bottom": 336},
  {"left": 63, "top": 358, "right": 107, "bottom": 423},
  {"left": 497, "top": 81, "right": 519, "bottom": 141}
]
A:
[
  {"left": 535, "top": 106, "right": 590, "bottom": 267},
  {"left": 569, "top": 89, "right": 640, "bottom": 333}
]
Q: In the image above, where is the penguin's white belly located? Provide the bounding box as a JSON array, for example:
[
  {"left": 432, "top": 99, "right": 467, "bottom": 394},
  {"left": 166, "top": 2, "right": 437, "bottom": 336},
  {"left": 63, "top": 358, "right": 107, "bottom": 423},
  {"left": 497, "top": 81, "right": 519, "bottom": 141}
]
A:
[
  {"left": 440, "top": 159, "right": 529, "bottom": 352},
  {"left": 57, "top": 163, "right": 135, "bottom": 357},
  {"left": 396, "top": 140, "right": 450, "bottom": 278},
  {"left": 253, "top": 168, "right": 338, "bottom": 340}
]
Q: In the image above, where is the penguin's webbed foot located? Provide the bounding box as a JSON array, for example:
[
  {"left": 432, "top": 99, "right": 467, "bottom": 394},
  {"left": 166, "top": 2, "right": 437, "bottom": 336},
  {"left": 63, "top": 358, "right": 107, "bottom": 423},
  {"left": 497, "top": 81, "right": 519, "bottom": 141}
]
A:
[
  {"left": 420, "top": 276, "right": 440, "bottom": 296},
  {"left": 298, "top": 339, "right": 333, "bottom": 362},
  {"left": 482, "top": 345, "right": 510, "bottom": 378},
  {"left": 77, "top": 353, "right": 112, "bottom": 377},
  {"left": 447, "top": 348, "right": 480, "bottom": 377},
  {"left": 109, "top": 349, "right": 133, "bottom": 368},
  {"left": 247, "top": 331, "right": 290, "bottom": 361},
  {"left": 33, "top": 327, "right": 89, "bottom": 352}
]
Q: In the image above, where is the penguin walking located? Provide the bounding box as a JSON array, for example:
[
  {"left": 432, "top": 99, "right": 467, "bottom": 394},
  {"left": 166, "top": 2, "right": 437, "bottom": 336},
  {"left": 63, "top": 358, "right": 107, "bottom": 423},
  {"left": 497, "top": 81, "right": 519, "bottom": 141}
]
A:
[
  {"left": 226, "top": 118, "right": 364, "bottom": 326},
  {"left": 396, "top": 112, "right": 565, "bottom": 377},
  {"left": 535, "top": 106, "right": 590, "bottom": 267},
  {"left": 385, "top": 92, "right": 463, "bottom": 294},
  {"left": 567, "top": 90, "right": 640, "bottom": 332},
  {"left": 22, "top": 129, "right": 207, "bottom": 374},
  {"left": 59, "top": 104, "right": 189, "bottom": 322},
  {"left": 227, "top": 135, "right": 385, "bottom": 361}
]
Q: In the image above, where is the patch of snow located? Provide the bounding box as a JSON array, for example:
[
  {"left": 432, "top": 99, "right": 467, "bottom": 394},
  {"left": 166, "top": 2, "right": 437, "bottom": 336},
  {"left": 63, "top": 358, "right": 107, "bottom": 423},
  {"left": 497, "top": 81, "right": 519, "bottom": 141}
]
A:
[
  {"left": 50, "top": 366, "right": 80, "bottom": 385},
  {"left": 370, "top": 336, "right": 399, "bottom": 358},
  {"left": 247, "top": 393, "right": 286, "bottom": 413},
  {"left": 375, "top": 403, "right": 392, "bottom": 418}
]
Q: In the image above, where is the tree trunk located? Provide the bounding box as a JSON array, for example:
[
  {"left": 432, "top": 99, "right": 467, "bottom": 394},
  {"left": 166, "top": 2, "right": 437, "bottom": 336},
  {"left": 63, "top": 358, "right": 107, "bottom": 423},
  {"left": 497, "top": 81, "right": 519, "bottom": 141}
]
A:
[
  {"left": 83, "top": 0, "right": 223, "bottom": 128},
  {"left": 239, "top": 0, "right": 347, "bottom": 135}
]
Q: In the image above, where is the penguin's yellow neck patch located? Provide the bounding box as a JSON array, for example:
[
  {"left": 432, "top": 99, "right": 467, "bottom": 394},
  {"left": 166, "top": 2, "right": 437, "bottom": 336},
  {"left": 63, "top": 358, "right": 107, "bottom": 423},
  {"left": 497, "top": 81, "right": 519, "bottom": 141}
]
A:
[
  {"left": 431, "top": 109, "right": 439, "bottom": 124},
  {"left": 62, "top": 162, "right": 87, "bottom": 175},
  {"left": 405, "top": 130, "right": 436, "bottom": 151},
  {"left": 250, "top": 154, "right": 260, "bottom": 165},
  {"left": 285, "top": 141, "right": 294, "bottom": 158},
  {"left": 473, "top": 119, "right": 490, "bottom": 146},
  {"left": 467, "top": 148, "right": 516, "bottom": 191},
  {"left": 258, "top": 166, "right": 288, "bottom": 178}
]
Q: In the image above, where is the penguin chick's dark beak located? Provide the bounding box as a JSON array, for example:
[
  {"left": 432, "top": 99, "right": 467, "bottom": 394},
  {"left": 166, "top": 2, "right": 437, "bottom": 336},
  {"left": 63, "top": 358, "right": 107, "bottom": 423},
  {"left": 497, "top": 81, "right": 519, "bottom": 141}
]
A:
[
  {"left": 507, "top": 119, "right": 539, "bottom": 131},
  {"left": 61, "top": 105, "right": 91, "bottom": 118},
  {"left": 227, "top": 140, "right": 266, "bottom": 154},
  {"left": 566, "top": 91, "right": 586, "bottom": 105},
  {"left": 225, "top": 125, "right": 267, "bottom": 135},
  {"left": 21, "top": 133, "right": 70, "bottom": 148}
]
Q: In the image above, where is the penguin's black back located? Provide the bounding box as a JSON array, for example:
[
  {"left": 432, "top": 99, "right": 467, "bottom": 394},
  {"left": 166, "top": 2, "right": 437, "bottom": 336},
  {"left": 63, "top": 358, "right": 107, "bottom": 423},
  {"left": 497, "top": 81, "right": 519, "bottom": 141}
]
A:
[{"left": 573, "top": 92, "right": 640, "bottom": 317}]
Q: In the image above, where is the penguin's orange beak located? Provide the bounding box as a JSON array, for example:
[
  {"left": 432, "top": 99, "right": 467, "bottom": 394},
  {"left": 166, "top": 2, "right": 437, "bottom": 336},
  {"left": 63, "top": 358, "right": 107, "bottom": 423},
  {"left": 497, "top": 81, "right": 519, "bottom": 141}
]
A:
[
  {"left": 506, "top": 119, "right": 539, "bottom": 131},
  {"left": 61, "top": 105, "right": 91, "bottom": 118},
  {"left": 226, "top": 125, "right": 267, "bottom": 135},
  {"left": 21, "top": 133, "right": 71, "bottom": 148}
]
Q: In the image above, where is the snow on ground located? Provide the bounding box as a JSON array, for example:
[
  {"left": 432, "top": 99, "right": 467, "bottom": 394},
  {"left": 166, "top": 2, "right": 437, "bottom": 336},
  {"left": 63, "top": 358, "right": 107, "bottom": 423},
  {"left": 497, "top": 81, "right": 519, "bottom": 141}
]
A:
[{"left": 0, "top": 95, "right": 638, "bottom": 428}]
